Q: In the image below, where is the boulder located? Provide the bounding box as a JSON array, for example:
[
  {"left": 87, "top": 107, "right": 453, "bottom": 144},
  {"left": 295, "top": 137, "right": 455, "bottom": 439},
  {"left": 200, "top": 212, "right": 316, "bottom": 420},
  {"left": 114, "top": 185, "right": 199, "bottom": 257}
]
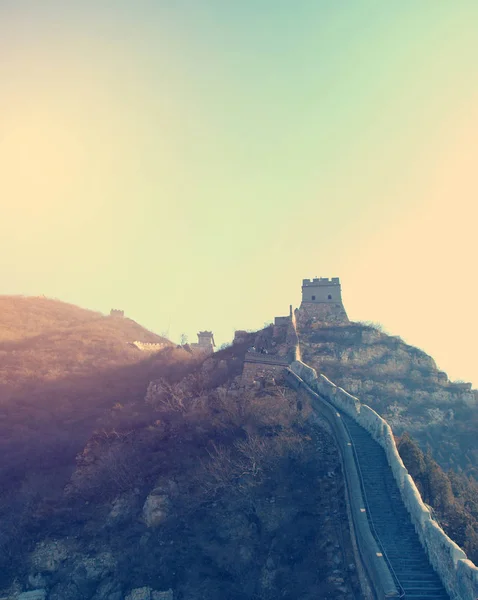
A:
[
  {"left": 152, "top": 592, "right": 173, "bottom": 600},
  {"left": 142, "top": 492, "right": 170, "bottom": 527},
  {"left": 108, "top": 493, "right": 138, "bottom": 524},
  {"left": 91, "top": 577, "right": 122, "bottom": 600},
  {"left": 30, "top": 540, "right": 69, "bottom": 572},
  {"left": 125, "top": 588, "right": 152, "bottom": 600},
  {"left": 73, "top": 553, "right": 117, "bottom": 582},
  {"left": 124, "top": 590, "right": 173, "bottom": 600},
  {"left": 27, "top": 575, "right": 47, "bottom": 589},
  {"left": 18, "top": 592, "right": 47, "bottom": 600}
]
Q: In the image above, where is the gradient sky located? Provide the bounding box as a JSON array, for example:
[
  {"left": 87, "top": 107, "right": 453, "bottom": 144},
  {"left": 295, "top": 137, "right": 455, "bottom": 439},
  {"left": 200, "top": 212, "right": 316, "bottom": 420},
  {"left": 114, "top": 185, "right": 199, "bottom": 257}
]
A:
[{"left": 1, "top": 2, "right": 478, "bottom": 385}]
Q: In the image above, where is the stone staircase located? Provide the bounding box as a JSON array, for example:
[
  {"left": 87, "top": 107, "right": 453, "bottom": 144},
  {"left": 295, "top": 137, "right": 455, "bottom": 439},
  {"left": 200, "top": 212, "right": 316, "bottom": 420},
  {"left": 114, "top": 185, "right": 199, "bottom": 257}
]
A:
[{"left": 342, "top": 414, "right": 450, "bottom": 599}]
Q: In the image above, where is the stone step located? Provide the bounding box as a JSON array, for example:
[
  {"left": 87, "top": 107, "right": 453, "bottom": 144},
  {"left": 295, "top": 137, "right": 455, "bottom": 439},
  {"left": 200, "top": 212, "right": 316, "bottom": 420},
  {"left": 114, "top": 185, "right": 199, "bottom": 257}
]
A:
[{"left": 342, "top": 413, "right": 450, "bottom": 599}]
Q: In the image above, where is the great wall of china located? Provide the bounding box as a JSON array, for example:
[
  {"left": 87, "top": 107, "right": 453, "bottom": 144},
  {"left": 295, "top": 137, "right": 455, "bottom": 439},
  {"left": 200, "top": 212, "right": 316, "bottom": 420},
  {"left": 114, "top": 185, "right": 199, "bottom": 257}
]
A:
[
  {"left": 111, "top": 278, "right": 478, "bottom": 598},
  {"left": 237, "top": 277, "right": 478, "bottom": 600}
]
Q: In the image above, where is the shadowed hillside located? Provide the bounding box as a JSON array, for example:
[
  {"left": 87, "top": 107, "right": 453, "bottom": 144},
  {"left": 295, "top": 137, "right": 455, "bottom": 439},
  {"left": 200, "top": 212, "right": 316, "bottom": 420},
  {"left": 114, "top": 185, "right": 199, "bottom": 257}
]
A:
[{"left": 0, "top": 304, "right": 362, "bottom": 600}]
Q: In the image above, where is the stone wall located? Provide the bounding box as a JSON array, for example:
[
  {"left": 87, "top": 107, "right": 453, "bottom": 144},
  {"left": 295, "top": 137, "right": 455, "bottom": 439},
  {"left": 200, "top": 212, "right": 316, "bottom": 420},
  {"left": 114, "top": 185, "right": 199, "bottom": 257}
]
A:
[
  {"left": 132, "top": 341, "right": 169, "bottom": 353},
  {"left": 241, "top": 361, "right": 288, "bottom": 385},
  {"left": 274, "top": 316, "right": 290, "bottom": 326},
  {"left": 301, "top": 280, "right": 342, "bottom": 303},
  {"left": 241, "top": 351, "right": 289, "bottom": 385},
  {"left": 290, "top": 359, "right": 478, "bottom": 600},
  {"left": 189, "top": 343, "right": 214, "bottom": 355},
  {"left": 298, "top": 303, "right": 349, "bottom": 325}
]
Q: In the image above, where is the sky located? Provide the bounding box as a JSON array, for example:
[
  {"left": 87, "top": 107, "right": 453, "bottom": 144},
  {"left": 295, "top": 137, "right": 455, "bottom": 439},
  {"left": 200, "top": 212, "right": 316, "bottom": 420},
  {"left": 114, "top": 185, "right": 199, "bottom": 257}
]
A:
[{"left": 1, "top": 1, "right": 478, "bottom": 385}]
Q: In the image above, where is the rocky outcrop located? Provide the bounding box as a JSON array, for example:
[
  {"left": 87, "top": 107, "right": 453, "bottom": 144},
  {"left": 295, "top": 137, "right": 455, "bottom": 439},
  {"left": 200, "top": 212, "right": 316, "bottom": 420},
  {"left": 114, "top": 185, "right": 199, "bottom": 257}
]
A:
[
  {"left": 142, "top": 492, "right": 170, "bottom": 527},
  {"left": 17, "top": 592, "right": 46, "bottom": 600},
  {"left": 30, "top": 540, "right": 70, "bottom": 573},
  {"left": 298, "top": 320, "right": 477, "bottom": 472}
]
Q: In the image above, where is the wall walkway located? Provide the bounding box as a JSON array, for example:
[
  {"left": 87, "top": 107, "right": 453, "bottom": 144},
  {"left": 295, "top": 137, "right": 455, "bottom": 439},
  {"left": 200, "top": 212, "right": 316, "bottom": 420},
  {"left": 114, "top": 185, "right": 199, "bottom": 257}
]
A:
[{"left": 289, "top": 360, "right": 478, "bottom": 600}]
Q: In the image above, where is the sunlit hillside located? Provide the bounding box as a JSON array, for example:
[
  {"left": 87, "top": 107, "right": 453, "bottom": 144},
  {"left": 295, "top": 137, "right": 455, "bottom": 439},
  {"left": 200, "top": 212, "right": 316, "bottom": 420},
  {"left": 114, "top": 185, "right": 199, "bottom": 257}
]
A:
[
  {"left": 0, "top": 296, "right": 172, "bottom": 392},
  {"left": 0, "top": 296, "right": 193, "bottom": 491},
  {"left": 0, "top": 296, "right": 106, "bottom": 341}
]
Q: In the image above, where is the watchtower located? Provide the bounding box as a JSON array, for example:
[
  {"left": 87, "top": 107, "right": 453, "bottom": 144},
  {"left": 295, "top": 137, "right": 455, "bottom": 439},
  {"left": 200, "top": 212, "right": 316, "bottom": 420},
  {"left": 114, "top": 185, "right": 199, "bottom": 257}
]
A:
[
  {"left": 197, "top": 331, "right": 215, "bottom": 349},
  {"left": 299, "top": 277, "right": 348, "bottom": 324},
  {"left": 301, "top": 277, "right": 343, "bottom": 304},
  {"left": 110, "top": 309, "right": 124, "bottom": 318}
]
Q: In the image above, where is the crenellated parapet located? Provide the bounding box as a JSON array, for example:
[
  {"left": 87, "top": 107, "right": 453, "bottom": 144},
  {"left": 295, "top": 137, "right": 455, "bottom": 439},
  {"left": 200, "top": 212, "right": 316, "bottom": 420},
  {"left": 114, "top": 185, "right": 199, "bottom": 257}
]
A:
[
  {"left": 131, "top": 341, "right": 168, "bottom": 352},
  {"left": 302, "top": 277, "right": 341, "bottom": 286}
]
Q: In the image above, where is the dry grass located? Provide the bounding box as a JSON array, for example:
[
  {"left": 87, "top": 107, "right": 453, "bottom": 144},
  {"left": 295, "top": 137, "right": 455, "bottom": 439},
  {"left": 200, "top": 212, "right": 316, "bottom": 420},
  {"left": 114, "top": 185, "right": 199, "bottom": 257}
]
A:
[
  {"left": 0, "top": 296, "right": 172, "bottom": 394},
  {"left": 0, "top": 296, "right": 193, "bottom": 490}
]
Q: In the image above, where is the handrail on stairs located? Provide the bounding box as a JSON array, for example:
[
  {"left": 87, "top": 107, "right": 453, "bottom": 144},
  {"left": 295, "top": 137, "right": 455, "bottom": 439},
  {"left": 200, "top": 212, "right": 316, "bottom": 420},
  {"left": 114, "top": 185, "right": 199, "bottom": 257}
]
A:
[{"left": 340, "top": 415, "right": 406, "bottom": 599}]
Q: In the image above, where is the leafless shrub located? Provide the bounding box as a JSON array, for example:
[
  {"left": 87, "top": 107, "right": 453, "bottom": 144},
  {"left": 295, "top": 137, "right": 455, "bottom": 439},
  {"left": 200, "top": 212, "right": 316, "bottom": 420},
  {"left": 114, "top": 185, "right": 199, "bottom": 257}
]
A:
[
  {"left": 66, "top": 438, "right": 141, "bottom": 501},
  {"left": 197, "top": 426, "right": 305, "bottom": 500},
  {"left": 234, "top": 434, "right": 271, "bottom": 477},
  {"left": 145, "top": 370, "right": 211, "bottom": 414},
  {"left": 209, "top": 383, "right": 305, "bottom": 436},
  {"left": 145, "top": 377, "right": 188, "bottom": 413},
  {"left": 199, "top": 442, "right": 239, "bottom": 498}
]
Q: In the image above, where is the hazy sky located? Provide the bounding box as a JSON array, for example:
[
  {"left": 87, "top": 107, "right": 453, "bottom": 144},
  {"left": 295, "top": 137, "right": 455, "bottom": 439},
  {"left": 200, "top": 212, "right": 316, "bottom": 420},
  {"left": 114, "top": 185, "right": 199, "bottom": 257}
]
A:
[{"left": 1, "top": 2, "right": 478, "bottom": 385}]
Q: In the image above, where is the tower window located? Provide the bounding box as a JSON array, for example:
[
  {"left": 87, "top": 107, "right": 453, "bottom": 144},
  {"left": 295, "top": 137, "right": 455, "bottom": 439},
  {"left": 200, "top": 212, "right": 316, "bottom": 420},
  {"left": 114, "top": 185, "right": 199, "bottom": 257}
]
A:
[
  {"left": 328, "top": 294, "right": 332, "bottom": 299},
  {"left": 311, "top": 295, "right": 316, "bottom": 300}
]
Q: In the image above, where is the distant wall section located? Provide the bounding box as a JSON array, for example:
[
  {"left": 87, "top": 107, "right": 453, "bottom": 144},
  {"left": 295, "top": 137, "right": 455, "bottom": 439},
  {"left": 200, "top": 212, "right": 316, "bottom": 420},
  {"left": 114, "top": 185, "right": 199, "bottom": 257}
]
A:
[{"left": 131, "top": 341, "right": 169, "bottom": 353}]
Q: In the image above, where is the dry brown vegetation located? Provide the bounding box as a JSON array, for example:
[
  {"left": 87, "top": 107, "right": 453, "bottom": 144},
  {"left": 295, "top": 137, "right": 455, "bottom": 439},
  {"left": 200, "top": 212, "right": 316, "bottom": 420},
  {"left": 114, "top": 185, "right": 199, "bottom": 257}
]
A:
[
  {"left": 0, "top": 296, "right": 194, "bottom": 491},
  {"left": 0, "top": 296, "right": 171, "bottom": 392},
  {"left": 66, "top": 380, "right": 306, "bottom": 506},
  {"left": 1, "top": 296, "right": 300, "bottom": 590},
  {"left": 0, "top": 297, "right": 205, "bottom": 586},
  {"left": 398, "top": 432, "right": 478, "bottom": 563}
]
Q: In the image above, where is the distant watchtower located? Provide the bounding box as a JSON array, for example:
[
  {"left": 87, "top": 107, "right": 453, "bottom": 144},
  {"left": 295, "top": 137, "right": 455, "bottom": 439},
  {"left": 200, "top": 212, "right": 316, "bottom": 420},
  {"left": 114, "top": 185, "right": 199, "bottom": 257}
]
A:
[
  {"left": 299, "top": 277, "right": 348, "bottom": 324},
  {"left": 110, "top": 309, "right": 124, "bottom": 318},
  {"left": 301, "top": 277, "right": 343, "bottom": 304},
  {"left": 190, "top": 331, "right": 215, "bottom": 354},
  {"left": 197, "top": 331, "right": 215, "bottom": 350}
]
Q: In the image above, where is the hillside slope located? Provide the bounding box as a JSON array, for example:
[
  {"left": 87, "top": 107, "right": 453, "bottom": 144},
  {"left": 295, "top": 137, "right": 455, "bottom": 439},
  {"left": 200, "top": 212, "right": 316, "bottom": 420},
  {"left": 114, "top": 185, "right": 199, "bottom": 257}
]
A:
[
  {"left": 297, "top": 318, "right": 478, "bottom": 475},
  {"left": 0, "top": 296, "right": 171, "bottom": 392},
  {"left": 0, "top": 311, "right": 363, "bottom": 600},
  {"left": 0, "top": 296, "right": 188, "bottom": 488}
]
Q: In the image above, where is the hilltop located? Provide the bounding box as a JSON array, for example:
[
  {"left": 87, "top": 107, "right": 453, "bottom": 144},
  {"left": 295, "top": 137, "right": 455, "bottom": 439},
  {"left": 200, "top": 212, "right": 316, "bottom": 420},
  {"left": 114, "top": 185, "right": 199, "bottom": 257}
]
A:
[{"left": 0, "top": 296, "right": 171, "bottom": 388}]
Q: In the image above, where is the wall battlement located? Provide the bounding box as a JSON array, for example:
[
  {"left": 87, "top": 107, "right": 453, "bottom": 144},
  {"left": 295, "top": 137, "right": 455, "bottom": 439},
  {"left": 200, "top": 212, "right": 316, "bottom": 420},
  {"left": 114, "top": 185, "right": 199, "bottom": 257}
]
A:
[
  {"left": 132, "top": 341, "right": 168, "bottom": 352},
  {"left": 302, "top": 277, "right": 340, "bottom": 286},
  {"left": 110, "top": 309, "right": 124, "bottom": 318}
]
